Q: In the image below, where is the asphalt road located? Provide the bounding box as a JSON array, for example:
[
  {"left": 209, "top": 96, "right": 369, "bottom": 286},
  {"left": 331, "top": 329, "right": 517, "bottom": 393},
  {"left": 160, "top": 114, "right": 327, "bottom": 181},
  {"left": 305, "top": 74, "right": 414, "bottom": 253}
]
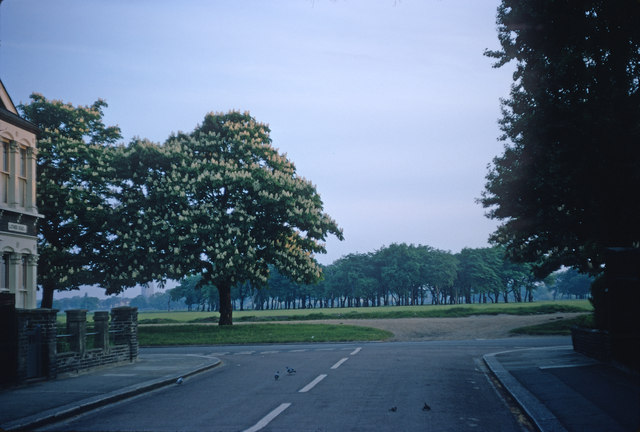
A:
[{"left": 40, "top": 337, "right": 569, "bottom": 432}]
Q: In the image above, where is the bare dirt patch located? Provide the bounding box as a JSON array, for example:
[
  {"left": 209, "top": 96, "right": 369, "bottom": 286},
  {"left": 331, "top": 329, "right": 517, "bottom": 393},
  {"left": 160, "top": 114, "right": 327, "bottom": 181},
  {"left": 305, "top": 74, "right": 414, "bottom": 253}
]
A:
[{"left": 281, "top": 312, "right": 586, "bottom": 341}]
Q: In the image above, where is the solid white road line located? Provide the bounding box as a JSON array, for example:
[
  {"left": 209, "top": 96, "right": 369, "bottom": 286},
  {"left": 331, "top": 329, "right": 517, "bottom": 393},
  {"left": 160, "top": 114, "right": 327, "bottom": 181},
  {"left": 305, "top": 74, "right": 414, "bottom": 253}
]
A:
[
  {"left": 350, "top": 347, "right": 362, "bottom": 356},
  {"left": 242, "top": 403, "right": 291, "bottom": 432},
  {"left": 331, "top": 357, "right": 349, "bottom": 369},
  {"left": 299, "top": 374, "right": 327, "bottom": 393}
]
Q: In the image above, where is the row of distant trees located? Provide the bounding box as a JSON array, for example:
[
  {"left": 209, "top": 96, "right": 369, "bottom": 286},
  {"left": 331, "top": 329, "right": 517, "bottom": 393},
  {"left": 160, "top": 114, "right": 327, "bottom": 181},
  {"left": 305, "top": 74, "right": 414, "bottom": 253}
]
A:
[
  {"left": 52, "top": 261, "right": 591, "bottom": 313},
  {"left": 167, "top": 244, "right": 593, "bottom": 312},
  {"left": 52, "top": 292, "right": 182, "bottom": 312}
]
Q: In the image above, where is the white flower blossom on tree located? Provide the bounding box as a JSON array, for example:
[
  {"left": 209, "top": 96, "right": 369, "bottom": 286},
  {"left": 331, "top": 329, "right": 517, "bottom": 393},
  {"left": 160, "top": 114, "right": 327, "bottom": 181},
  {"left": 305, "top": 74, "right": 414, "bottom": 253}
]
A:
[{"left": 108, "top": 111, "right": 342, "bottom": 325}]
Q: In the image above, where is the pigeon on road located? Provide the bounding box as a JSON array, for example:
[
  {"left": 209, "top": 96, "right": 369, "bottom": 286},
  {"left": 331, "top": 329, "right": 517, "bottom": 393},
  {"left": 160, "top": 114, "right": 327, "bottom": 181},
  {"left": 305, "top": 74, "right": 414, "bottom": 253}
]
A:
[
  {"left": 176, "top": 377, "right": 184, "bottom": 385},
  {"left": 286, "top": 367, "right": 296, "bottom": 375},
  {"left": 422, "top": 402, "right": 431, "bottom": 411},
  {"left": 275, "top": 371, "right": 280, "bottom": 381},
  {"left": 389, "top": 406, "right": 397, "bottom": 412}
]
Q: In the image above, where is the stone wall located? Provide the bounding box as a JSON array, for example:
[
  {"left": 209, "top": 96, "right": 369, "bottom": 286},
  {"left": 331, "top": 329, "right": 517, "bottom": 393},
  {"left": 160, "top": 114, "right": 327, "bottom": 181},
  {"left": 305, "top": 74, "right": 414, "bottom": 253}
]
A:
[
  {"left": 1, "top": 303, "right": 139, "bottom": 385},
  {"left": 56, "top": 345, "right": 131, "bottom": 375},
  {"left": 571, "top": 326, "right": 611, "bottom": 362},
  {"left": 15, "top": 308, "right": 58, "bottom": 382},
  {"left": 55, "top": 307, "right": 138, "bottom": 375}
]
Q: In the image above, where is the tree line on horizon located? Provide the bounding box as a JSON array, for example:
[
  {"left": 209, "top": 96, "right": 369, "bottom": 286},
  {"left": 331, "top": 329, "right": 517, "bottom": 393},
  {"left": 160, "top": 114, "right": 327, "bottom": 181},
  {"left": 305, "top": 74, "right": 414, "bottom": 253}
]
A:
[
  {"left": 165, "top": 244, "right": 593, "bottom": 313},
  {"left": 51, "top": 256, "right": 592, "bottom": 313}
]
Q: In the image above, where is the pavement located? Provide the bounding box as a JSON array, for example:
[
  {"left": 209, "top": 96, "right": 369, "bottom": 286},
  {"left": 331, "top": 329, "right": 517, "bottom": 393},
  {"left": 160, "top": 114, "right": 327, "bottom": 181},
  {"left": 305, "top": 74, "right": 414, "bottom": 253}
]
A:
[
  {"left": 484, "top": 346, "right": 640, "bottom": 432},
  {"left": 0, "top": 345, "right": 638, "bottom": 432},
  {"left": 0, "top": 352, "right": 221, "bottom": 431}
]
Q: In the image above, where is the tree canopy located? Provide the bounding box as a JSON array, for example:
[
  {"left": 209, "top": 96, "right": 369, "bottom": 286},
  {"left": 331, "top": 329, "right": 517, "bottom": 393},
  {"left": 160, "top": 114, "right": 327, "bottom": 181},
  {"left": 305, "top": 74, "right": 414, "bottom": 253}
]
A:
[
  {"left": 113, "top": 111, "right": 343, "bottom": 324},
  {"left": 481, "top": 1, "right": 640, "bottom": 277},
  {"left": 19, "top": 94, "right": 121, "bottom": 308}
]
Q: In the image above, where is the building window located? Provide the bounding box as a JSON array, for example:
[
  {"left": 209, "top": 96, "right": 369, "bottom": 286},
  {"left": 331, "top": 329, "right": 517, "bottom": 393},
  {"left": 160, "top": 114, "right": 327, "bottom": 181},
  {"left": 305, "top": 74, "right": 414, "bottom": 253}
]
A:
[
  {"left": 19, "top": 147, "right": 27, "bottom": 207},
  {"left": 0, "top": 254, "right": 9, "bottom": 290},
  {"left": 2, "top": 141, "right": 8, "bottom": 171},
  {"left": 20, "top": 147, "right": 26, "bottom": 177},
  {"left": 0, "top": 141, "right": 8, "bottom": 204},
  {"left": 21, "top": 255, "right": 28, "bottom": 291}
]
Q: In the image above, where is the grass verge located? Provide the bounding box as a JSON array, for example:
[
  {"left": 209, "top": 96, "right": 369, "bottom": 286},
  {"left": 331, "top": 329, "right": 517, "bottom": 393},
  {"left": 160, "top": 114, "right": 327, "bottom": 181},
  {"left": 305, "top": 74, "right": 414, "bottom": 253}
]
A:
[
  {"left": 138, "top": 323, "right": 393, "bottom": 346},
  {"left": 510, "top": 313, "right": 594, "bottom": 336}
]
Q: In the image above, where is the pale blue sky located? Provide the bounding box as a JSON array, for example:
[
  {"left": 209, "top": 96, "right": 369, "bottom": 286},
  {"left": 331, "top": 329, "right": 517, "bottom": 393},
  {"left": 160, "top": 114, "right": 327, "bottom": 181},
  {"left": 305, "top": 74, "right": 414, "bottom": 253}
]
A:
[{"left": 1, "top": 1, "right": 513, "bottom": 297}]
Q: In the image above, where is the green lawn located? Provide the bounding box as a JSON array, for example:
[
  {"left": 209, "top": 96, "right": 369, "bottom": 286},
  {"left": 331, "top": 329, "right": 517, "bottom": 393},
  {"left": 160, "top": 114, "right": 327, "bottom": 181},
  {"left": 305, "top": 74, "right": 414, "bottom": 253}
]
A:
[{"left": 137, "top": 323, "right": 393, "bottom": 345}]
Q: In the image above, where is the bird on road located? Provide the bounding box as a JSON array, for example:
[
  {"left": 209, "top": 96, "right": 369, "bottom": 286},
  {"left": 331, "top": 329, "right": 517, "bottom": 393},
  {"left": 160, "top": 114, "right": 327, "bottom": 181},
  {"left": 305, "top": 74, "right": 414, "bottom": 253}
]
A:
[
  {"left": 389, "top": 406, "right": 397, "bottom": 412},
  {"left": 275, "top": 371, "right": 280, "bottom": 381},
  {"left": 423, "top": 402, "right": 431, "bottom": 411},
  {"left": 176, "top": 377, "right": 184, "bottom": 385},
  {"left": 286, "top": 366, "right": 296, "bottom": 375}
]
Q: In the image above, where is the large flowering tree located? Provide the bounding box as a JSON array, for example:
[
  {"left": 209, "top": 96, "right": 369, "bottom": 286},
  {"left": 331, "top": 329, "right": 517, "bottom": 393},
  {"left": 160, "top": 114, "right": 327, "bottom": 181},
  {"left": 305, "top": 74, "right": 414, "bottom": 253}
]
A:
[
  {"left": 19, "top": 94, "right": 121, "bottom": 308},
  {"left": 111, "top": 111, "right": 342, "bottom": 325}
]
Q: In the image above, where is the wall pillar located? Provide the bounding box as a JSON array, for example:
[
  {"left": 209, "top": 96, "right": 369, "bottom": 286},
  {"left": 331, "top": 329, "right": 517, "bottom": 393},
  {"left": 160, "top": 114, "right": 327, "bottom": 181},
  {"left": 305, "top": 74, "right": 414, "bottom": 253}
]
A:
[
  {"left": 93, "top": 311, "right": 110, "bottom": 352},
  {"left": 0, "top": 292, "right": 17, "bottom": 385},
  {"left": 110, "top": 307, "right": 138, "bottom": 361},
  {"left": 66, "top": 309, "right": 87, "bottom": 357}
]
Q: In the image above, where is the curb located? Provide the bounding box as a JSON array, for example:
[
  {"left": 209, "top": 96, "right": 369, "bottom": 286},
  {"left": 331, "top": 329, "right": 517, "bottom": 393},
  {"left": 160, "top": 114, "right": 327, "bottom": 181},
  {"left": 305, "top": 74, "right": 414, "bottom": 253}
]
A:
[
  {"left": 483, "top": 352, "right": 567, "bottom": 432},
  {"left": 2, "top": 358, "right": 222, "bottom": 431}
]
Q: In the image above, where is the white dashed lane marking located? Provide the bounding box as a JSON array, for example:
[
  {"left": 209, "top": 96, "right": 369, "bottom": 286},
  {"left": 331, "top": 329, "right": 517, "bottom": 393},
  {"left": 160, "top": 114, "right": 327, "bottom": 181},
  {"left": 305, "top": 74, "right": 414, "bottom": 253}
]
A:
[
  {"left": 242, "top": 403, "right": 291, "bottom": 432},
  {"left": 331, "top": 358, "right": 349, "bottom": 369},
  {"left": 299, "top": 374, "right": 327, "bottom": 393},
  {"left": 239, "top": 346, "right": 363, "bottom": 430}
]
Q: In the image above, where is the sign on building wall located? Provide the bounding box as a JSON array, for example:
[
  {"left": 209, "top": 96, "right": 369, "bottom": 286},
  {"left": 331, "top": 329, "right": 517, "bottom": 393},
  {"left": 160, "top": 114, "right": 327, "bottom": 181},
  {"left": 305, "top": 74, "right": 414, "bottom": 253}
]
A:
[
  {"left": 0, "top": 212, "right": 37, "bottom": 236},
  {"left": 8, "top": 222, "right": 27, "bottom": 233}
]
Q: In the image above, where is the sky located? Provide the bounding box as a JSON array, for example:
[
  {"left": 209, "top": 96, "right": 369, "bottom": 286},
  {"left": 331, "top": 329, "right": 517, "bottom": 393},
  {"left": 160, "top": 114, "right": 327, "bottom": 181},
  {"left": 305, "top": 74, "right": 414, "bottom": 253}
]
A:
[{"left": 0, "top": 0, "right": 514, "bottom": 298}]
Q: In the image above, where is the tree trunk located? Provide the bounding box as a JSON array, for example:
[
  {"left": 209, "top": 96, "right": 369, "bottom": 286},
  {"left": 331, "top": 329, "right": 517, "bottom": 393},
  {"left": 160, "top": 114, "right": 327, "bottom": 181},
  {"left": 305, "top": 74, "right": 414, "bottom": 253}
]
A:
[
  {"left": 40, "top": 283, "right": 55, "bottom": 309},
  {"left": 218, "top": 284, "right": 233, "bottom": 326}
]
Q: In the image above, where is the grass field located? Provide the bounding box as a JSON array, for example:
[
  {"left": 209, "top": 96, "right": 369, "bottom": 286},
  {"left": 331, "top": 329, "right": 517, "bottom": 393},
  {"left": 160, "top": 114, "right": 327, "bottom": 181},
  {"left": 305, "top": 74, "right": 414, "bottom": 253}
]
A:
[
  {"left": 55, "top": 300, "right": 593, "bottom": 345},
  {"left": 135, "top": 300, "right": 592, "bottom": 345},
  {"left": 138, "top": 323, "right": 393, "bottom": 345},
  {"left": 136, "top": 299, "right": 592, "bottom": 324}
]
